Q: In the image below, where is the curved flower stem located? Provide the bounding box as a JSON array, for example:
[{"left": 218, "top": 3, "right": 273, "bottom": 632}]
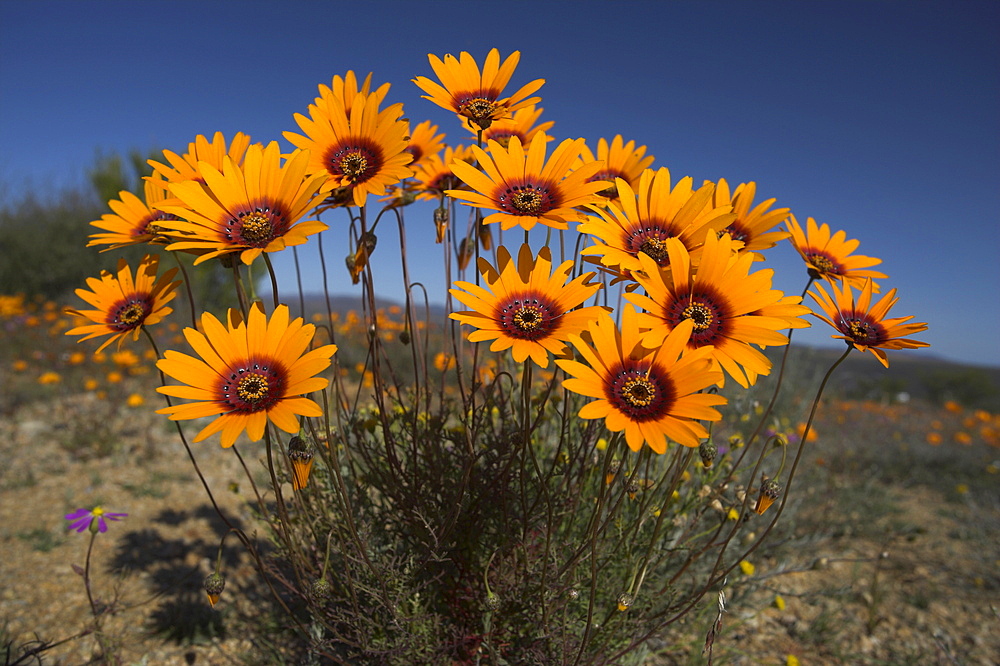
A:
[
  {"left": 82, "top": 531, "right": 99, "bottom": 617},
  {"left": 262, "top": 252, "right": 281, "bottom": 312},
  {"left": 170, "top": 253, "right": 198, "bottom": 328},
  {"left": 708, "top": 276, "right": 817, "bottom": 573},
  {"left": 291, "top": 245, "right": 306, "bottom": 318},
  {"left": 231, "top": 262, "right": 250, "bottom": 318},
  {"left": 81, "top": 531, "right": 115, "bottom": 661},
  {"left": 663, "top": 345, "right": 852, "bottom": 627},
  {"left": 263, "top": 427, "right": 308, "bottom": 589}
]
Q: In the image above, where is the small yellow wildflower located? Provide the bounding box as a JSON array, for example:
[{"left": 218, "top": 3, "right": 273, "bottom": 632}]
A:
[
  {"left": 112, "top": 350, "right": 140, "bottom": 367},
  {"left": 773, "top": 594, "right": 786, "bottom": 610},
  {"left": 739, "top": 560, "right": 755, "bottom": 576},
  {"left": 727, "top": 508, "right": 740, "bottom": 521},
  {"left": 955, "top": 484, "right": 969, "bottom": 495},
  {"left": 126, "top": 393, "right": 145, "bottom": 407},
  {"left": 786, "top": 656, "right": 800, "bottom": 666},
  {"left": 37, "top": 371, "right": 62, "bottom": 385}
]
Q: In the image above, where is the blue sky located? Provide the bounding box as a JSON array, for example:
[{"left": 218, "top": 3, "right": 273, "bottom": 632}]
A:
[{"left": 1, "top": 0, "right": 997, "bottom": 367}]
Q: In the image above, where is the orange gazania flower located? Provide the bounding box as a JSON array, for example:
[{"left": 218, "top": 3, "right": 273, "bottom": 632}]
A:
[
  {"left": 314, "top": 70, "right": 390, "bottom": 117},
  {"left": 148, "top": 131, "right": 253, "bottom": 189},
  {"left": 626, "top": 233, "right": 810, "bottom": 388},
  {"left": 87, "top": 173, "right": 178, "bottom": 250},
  {"left": 156, "top": 304, "right": 338, "bottom": 448},
  {"left": 413, "top": 48, "right": 544, "bottom": 131},
  {"left": 575, "top": 135, "right": 654, "bottom": 202},
  {"left": 155, "top": 142, "right": 328, "bottom": 265},
  {"left": 66, "top": 254, "right": 180, "bottom": 352},
  {"left": 447, "top": 135, "right": 609, "bottom": 231},
  {"left": 557, "top": 306, "right": 726, "bottom": 453},
  {"left": 413, "top": 144, "right": 476, "bottom": 202},
  {"left": 285, "top": 91, "right": 413, "bottom": 207},
  {"left": 404, "top": 120, "right": 446, "bottom": 169},
  {"left": 449, "top": 244, "right": 607, "bottom": 368},
  {"left": 467, "top": 104, "right": 554, "bottom": 148},
  {"left": 711, "top": 179, "right": 789, "bottom": 259},
  {"left": 787, "top": 215, "right": 887, "bottom": 289},
  {"left": 808, "top": 278, "right": 929, "bottom": 367},
  {"left": 580, "top": 168, "right": 734, "bottom": 275}
]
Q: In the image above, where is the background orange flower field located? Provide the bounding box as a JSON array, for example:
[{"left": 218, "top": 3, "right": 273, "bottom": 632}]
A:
[{"left": 2, "top": 293, "right": 998, "bottom": 664}]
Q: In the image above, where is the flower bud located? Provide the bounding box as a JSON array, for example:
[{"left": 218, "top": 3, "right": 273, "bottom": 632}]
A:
[
  {"left": 433, "top": 207, "right": 449, "bottom": 244},
  {"left": 311, "top": 577, "right": 332, "bottom": 602},
  {"left": 754, "top": 478, "right": 781, "bottom": 515},
  {"left": 485, "top": 592, "right": 501, "bottom": 612},
  {"left": 287, "top": 436, "right": 314, "bottom": 491},
  {"left": 605, "top": 459, "right": 621, "bottom": 486},
  {"left": 699, "top": 441, "right": 718, "bottom": 468},
  {"left": 617, "top": 593, "right": 633, "bottom": 612},
  {"left": 204, "top": 572, "right": 226, "bottom": 608}
]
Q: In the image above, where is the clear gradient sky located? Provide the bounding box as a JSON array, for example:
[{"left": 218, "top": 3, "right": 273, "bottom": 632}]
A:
[{"left": 1, "top": 0, "right": 997, "bottom": 366}]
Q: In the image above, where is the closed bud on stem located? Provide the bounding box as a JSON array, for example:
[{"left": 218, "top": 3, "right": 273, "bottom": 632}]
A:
[
  {"left": 287, "top": 436, "right": 314, "bottom": 491},
  {"left": 311, "top": 577, "right": 332, "bottom": 602},
  {"left": 617, "top": 593, "right": 633, "bottom": 612},
  {"left": 754, "top": 478, "right": 782, "bottom": 515},
  {"left": 605, "top": 458, "right": 621, "bottom": 486},
  {"left": 485, "top": 592, "right": 501, "bottom": 612},
  {"left": 204, "top": 572, "right": 226, "bottom": 608},
  {"left": 699, "top": 441, "right": 718, "bottom": 468},
  {"left": 433, "top": 207, "right": 449, "bottom": 244}
]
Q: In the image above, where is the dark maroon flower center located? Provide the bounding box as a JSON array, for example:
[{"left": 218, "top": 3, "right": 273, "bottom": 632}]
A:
[
  {"left": 838, "top": 312, "right": 887, "bottom": 347},
  {"left": 495, "top": 179, "right": 559, "bottom": 216},
  {"left": 723, "top": 221, "right": 750, "bottom": 244},
  {"left": 484, "top": 129, "right": 523, "bottom": 149},
  {"left": 224, "top": 203, "right": 290, "bottom": 248},
  {"left": 134, "top": 211, "right": 178, "bottom": 237},
  {"left": 218, "top": 358, "right": 286, "bottom": 413},
  {"left": 453, "top": 88, "right": 503, "bottom": 124},
  {"left": 106, "top": 295, "right": 152, "bottom": 331},
  {"left": 606, "top": 364, "right": 675, "bottom": 422},
  {"left": 326, "top": 137, "right": 385, "bottom": 185},
  {"left": 803, "top": 249, "right": 844, "bottom": 276},
  {"left": 625, "top": 221, "right": 680, "bottom": 266},
  {"left": 425, "top": 171, "right": 461, "bottom": 194},
  {"left": 405, "top": 145, "right": 423, "bottom": 165},
  {"left": 665, "top": 287, "right": 731, "bottom": 347},
  {"left": 496, "top": 293, "right": 560, "bottom": 341},
  {"left": 589, "top": 169, "right": 628, "bottom": 199}
]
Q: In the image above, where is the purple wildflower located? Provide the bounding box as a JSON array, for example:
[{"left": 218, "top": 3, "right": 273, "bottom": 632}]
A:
[{"left": 65, "top": 506, "right": 128, "bottom": 534}]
